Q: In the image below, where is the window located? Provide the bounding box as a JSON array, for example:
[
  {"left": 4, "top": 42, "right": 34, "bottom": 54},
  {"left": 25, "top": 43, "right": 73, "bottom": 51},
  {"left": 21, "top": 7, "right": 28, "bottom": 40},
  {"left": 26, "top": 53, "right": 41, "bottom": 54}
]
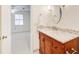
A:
[{"left": 15, "top": 14, "right": 24, "bottom": 25}]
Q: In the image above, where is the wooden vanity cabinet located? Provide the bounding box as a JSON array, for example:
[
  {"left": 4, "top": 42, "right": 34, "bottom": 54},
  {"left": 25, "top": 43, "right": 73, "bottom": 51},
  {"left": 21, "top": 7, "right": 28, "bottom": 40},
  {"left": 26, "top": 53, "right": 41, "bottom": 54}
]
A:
[
  {"left": 39, "top": 32, "right": 65, "bottom": 54},
  {"left": 39, "top": 32, "right": 79, "bottom": 54}
]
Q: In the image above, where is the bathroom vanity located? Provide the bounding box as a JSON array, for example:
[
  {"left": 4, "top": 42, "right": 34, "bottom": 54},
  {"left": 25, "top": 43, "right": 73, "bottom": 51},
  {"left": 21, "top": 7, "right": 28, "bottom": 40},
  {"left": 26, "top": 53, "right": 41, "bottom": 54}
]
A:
[
  {"left": 38, "top": 6, "right": 79, "bottom": 54},
  {"left": 38, "top": 27, "right": 79, "bottom": 54}
]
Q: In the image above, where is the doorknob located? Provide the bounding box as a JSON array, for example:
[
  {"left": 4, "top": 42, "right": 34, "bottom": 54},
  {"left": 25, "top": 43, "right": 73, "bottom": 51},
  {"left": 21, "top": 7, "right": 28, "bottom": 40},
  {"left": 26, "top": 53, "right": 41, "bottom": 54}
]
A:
[{"left": 2, "top": 35, "right": 7, "bottom": 39}]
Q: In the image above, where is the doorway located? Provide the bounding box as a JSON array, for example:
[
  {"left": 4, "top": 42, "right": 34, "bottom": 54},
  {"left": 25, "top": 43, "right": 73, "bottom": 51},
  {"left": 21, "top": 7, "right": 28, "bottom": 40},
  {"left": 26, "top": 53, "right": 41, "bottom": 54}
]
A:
[{"left": 11, "top": 5, "right": 31, "bottom": 54}]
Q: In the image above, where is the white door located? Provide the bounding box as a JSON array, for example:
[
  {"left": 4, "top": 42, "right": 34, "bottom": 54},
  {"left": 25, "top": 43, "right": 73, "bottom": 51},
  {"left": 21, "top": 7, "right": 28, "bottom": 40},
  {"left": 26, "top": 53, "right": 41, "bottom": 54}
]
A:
[
  {"left": 0, "top": 5, "right": 11, "bottom": 54},
  {"left": 11, "top": 5, "right": 31, "bottom": 54}
]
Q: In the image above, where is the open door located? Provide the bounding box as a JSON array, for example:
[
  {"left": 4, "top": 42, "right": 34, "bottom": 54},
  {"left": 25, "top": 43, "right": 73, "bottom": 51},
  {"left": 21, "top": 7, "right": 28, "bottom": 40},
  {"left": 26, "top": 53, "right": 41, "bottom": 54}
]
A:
[{"left": 0, "top": 5, "right": 11, "bottom": 54}]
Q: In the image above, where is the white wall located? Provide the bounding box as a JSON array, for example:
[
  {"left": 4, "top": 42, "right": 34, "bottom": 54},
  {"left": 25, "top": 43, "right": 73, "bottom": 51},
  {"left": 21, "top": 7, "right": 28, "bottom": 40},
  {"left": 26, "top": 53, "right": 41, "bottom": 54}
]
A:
[
  {"left": 30, "top": 5, "right": 54, "bottom": 53},
  {"left": 37, "top": 5, "right": 79, "bottom": 30},
  {"left": 31, "top": 6, "right": 41, "bottom": 53},
  {"left": 11, "top": 6, "right": 30, "bottom": 53},
  {"left": 57, "top": 5, "right": 79, "bottom": 31}
]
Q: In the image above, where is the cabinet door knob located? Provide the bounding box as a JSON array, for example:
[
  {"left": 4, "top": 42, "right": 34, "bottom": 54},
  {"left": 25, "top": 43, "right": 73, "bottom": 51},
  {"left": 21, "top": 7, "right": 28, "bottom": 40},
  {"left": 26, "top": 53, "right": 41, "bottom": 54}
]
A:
[
  {"left": 52, "top": 46, "right": 58, "bottom": 49},
  {"left": 42, "top": 39, "right": 44, "bottom": 41},
  {"left": 53, "top": 46, "right": 58, "bottom": 49}
]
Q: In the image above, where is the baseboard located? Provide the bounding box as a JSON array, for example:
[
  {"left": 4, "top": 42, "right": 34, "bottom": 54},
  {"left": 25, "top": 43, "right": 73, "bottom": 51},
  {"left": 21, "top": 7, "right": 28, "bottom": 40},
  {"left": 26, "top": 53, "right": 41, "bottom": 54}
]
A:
[{"left": 33, "top": 49, "right": 39, "bottom": 54}]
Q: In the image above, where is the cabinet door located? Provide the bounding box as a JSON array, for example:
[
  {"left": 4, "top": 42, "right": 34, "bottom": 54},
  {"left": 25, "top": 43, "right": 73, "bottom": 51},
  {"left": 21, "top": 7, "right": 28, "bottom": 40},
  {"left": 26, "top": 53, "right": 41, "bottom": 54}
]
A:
[
  {"left": 44, "top": 36, "right": 53, "bottom": 54},
  {"left": 52, "top": 39, "right": 65, "bottom": 54},
  {"left": 39, "top": 32, "right": 45, "bottom": 53},
  {"left": 77, "top": 37, "right": 79, "bottom": 53},
  {"left": 65, "top": 38, "right": 79, "bottom": 54}
]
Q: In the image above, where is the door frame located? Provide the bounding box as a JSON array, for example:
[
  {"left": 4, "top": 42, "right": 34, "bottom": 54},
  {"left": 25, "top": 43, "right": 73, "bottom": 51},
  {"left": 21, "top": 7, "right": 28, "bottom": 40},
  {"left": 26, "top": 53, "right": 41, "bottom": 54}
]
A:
[{"left": 0, "top": 5, "right": 11, "bottom": 54}]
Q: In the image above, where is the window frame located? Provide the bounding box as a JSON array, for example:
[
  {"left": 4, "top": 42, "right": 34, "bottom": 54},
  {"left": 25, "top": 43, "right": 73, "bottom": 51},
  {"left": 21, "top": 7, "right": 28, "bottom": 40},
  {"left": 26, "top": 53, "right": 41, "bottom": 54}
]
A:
[{"left": 15, "top": 14, "right": 24, "bottom": 26}]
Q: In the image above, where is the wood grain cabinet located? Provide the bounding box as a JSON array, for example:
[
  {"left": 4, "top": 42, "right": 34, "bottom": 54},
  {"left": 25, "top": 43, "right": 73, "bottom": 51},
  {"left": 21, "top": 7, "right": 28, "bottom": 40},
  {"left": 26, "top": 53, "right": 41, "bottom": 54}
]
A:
[
  {"left": 39, "top": 32, "right": 79, "bottom": 54},
  {"left": 39, "top": 32, "right": 45, "bottom": 53},
  {"left": 44, "top": 35, "right": 53, "bottom": 54},
  {"left": 64, "top": 37, "right": 79, "bottom": 54},
  {"left": 52, "top": 39, "right": 65, "bottom": 54}
]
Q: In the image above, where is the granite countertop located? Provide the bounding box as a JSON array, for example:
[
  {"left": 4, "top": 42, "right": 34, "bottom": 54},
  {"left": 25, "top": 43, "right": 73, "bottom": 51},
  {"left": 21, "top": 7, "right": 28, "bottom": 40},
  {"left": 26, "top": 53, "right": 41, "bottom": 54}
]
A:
[{"left": 38, "top": 26, "right": 79, "bottom": 43}]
